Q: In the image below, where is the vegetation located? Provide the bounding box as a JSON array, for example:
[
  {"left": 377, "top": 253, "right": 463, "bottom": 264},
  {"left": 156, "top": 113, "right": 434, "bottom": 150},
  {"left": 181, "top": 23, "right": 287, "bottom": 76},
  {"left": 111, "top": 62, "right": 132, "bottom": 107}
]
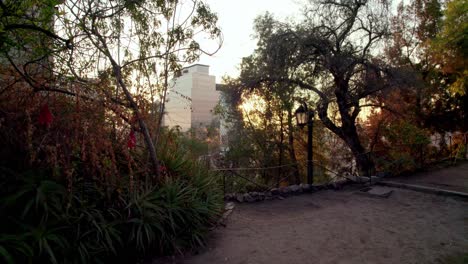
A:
[
  {"left": 0, "top": 90, "right": 223, "bottom": 263},
  {"left": 219, "top": 0, "right": 467, "bottom": 182},
  {"left": 0, "top": 0, "right": 466, "bottom": 261},
  {"left": 0, "top": 0, "right": 223, "bottom": 263}
]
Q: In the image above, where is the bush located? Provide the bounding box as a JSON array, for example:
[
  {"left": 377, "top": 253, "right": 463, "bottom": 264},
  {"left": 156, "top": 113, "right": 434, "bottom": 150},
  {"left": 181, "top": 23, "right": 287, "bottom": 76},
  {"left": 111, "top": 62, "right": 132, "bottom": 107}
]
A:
[
  {"left": 0, "top": 92, "right": 223, "bottom": 263},
  {"left": 0, "top": 129, "right": 223, "bottom": 263},
  {"left": 0, "top": 161, "right": 222, "bottom": 263},
  {"left": 371, "top": 120, "right": 432, "bottom": 175}
]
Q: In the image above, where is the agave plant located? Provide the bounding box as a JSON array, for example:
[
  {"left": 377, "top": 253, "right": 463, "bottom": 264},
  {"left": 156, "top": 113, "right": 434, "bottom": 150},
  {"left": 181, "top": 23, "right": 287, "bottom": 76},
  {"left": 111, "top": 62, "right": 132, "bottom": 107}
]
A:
[{"left": 0, "top": 234, "right": 33, "bottom": 264}]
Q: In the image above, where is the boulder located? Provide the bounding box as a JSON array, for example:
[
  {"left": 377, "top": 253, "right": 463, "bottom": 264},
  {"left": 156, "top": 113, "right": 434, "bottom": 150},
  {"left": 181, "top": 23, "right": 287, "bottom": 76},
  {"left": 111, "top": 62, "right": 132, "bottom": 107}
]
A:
[
  {"left": 359, "top": 176, "right": 371, "bottom": 183},
  {"left": 370, "top": 176, "right": 380, "bottom": 183},
  {"left": 312, "top": 184, "right": 325, "bottom": 191},
  {"left": 280, "top": 186, "right": 291, "bottom": 195},
  {"left": 243, "top": 193, "right": 255, "bottom": 203},
  {"left": 289, "top": 184, "right": 301, "bottom": 193},
  {"left": 224, "top": 193, "right": 234, "bottom": 201},
  {"left": 236, "top": 193, "right": 244, "bottom": 203},
  {"left": 270, "top": 188, "right": 280, "bottom": 195},
  {"left": 257, "top": 192, "right": 266, "bottom": 201},
  {"left": 225, "top": 202, "right": 235, "bottom": 211},
  {"left": 300, "top": 183, "right": 311, "bottom": 192}
]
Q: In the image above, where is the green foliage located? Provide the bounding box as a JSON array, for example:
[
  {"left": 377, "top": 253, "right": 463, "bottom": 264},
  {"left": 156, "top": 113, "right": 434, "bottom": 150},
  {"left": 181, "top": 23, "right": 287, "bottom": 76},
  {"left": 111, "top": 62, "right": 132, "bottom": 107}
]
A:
[
  {"left": 373, "top": 120, "right": 432, "bottom": 174},
  {"left": 432, "top": 0, "right": 468, "bottom": 96},
  {"left": 0, "top": 128, "right": 223, "bottom": 263},
  {"left": 0, "top": 0, "right": 223, "bottom": 262}
]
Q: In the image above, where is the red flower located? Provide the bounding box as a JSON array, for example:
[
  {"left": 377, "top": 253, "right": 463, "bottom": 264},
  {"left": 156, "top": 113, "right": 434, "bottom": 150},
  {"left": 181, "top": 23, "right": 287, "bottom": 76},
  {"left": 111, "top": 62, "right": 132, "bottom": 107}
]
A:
[
  {"left": 38, "top": 104, "right": 53, "bottom": 126},
  {"left": 127, "top": 130, "right": 136, "bottom": 149}
]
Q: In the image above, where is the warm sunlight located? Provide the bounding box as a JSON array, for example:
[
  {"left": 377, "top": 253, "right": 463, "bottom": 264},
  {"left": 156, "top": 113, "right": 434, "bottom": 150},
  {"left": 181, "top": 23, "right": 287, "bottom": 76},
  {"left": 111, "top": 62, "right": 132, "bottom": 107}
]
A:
[
  {"left": 1, "top": 0, "right": 466, "bottom": 263},
  {"left": 239, "top": 92, "right": 279, "bottom": 127}
]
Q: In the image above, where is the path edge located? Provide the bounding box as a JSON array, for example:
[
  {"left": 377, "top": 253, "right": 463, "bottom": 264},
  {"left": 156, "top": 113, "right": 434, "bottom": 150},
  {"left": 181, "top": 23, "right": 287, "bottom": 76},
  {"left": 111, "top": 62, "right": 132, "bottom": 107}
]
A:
[{"left": 377, "top": 181, "right": 468, "bottom": 201}]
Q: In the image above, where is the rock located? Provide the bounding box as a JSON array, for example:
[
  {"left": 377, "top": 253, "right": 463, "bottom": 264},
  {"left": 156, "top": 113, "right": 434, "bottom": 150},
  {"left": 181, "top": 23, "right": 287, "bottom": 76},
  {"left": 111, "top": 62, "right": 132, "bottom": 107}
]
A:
[
  {"left": 217, "top": 203, "right": 235, "bottom": 227},
  {"left": 330, "top": 179, "right": 348, "bottom": 190},
  {"left": 329, "top": 182, "right": 342, "bottom": 190},
  {"left": 348, "top": 175, "right": 359, "bottom": 182},
  {"left": 356, "top": 176, "right": 370, "bottom": 183},
  {"left": 270, "top": 188, "right": 280, "bottom": 195},
  {"left": 289, "top": 184, "right": 301, "bottom": 193},
  {"left": 367, "top": 187, "right": 393, "bottom": 197},
  {"left": 356, "top": 186, "right": 393, "bottom": 198},
  {"left": 250, "top": 191, "right": 259, "bottom": 197},
  {"left": 277, "top": 196, "right": 285, "bottom": 200},
  {"left": 236, "top": 193, "right": 244, "bottom": 203},
  {"left": 349, "top": 175, "right": 371, "bottom": 183},
  {"left": 370, "top": 176, "right": 380, "bottom": 183},
  {"left": 280, "top": 186, "right": 291, "bottom": 195},
  {"left": 224, "top": 193, "right": 234, "bottom": 201},
  {"left": 300, "top": 183, "right": 311, "bottom": 192},
  {"left": 243, "top": 193, "right": 255, "bottom": 203},
  {"left": 312, "top": 184, "right": 325, "bottom": 191},
  {"left": 257, "top": 192, "right": 266, "bottom": 201},
  {"left": 225, "top": 202, "right": 235, "bottom": 211},
  {"left": 362, "top": 176, "right": 371, "bottom": 182}
]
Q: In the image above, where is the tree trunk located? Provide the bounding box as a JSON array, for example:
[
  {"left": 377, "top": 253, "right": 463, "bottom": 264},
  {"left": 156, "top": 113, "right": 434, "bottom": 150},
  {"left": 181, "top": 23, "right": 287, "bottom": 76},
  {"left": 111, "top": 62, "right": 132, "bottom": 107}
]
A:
[
  {"left": 92, "top": 29, "right": 160, "bottom": 181},
  {"left": 324, "top": 79, "right": 375, "bottom": 177},
  {"left": 112, "top": 64, "right": 160, "bottom": 180},
  {"left": 287, "top": 109, "right": 301, "bottom": 184},
  {"left": 278, "top": 110, "right": 284, "bottom": 187},
  {"left": 341, "top": 121, "right": 374, "bottom": 176}
]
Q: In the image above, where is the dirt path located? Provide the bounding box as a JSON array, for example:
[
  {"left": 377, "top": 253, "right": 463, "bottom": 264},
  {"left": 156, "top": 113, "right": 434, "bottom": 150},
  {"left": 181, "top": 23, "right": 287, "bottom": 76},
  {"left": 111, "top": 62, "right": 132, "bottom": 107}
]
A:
[
  {"left": 388, "top": 161, "right": 468, "bottom": 193},
  {"left": 179, "top": 187, "right": 466, "bottom": 264}
]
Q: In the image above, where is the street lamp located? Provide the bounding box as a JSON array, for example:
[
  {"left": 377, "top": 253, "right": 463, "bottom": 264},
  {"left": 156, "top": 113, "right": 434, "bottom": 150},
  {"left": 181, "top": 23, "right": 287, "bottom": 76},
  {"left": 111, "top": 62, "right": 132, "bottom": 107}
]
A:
[{"left": 295, "top": 103, "right": 314, "bottom": 185}]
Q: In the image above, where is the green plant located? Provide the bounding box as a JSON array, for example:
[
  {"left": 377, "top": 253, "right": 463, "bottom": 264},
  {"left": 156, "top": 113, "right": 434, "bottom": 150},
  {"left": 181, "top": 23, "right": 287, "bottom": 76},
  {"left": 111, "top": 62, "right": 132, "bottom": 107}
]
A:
[
  {"left": 0, "top": 234, "right": 33, "bottom": 264},
  {"left": 0, "top": 127, "right": 224, "bottom": 263}
]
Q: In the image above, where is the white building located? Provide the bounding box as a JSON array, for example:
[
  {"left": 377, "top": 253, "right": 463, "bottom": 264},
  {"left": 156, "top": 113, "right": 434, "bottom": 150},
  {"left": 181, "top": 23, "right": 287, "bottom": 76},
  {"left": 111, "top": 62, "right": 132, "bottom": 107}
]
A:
[{"left": 164, "top": 64, "right": 219, "bottom": 131}]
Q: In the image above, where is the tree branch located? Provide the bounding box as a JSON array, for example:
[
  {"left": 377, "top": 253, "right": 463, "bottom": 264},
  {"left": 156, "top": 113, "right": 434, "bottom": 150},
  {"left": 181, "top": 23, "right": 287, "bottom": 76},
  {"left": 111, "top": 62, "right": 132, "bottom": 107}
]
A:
[{"left": 4, "top": 24, "right": 72, "bottom": 48}]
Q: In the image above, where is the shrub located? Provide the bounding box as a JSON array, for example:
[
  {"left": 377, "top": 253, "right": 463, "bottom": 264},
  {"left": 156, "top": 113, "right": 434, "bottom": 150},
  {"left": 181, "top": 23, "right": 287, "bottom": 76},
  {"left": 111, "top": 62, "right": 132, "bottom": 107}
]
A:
[
  {"left": 0, "top": 162, "right": 222, "bottom": 263},
  {"left": 370, "top": 120, "right": 432, "bottom": 175},
  {"left": 0, "top": 92, "right": 223, "bottom": 263}
]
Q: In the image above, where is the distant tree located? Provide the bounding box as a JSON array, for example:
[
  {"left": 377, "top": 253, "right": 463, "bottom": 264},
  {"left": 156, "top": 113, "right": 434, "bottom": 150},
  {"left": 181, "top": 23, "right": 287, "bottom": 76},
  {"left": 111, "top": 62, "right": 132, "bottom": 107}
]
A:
[
  {"left": 432, "top": 0, "right": 467, "bottom": 96},
  {"left": 383, "top": 0, "right": 466, "bottom": 133},
  {"left": 239, "top": 0, "right": 397, "bottom": 175},
  {"left": 215, "top": 78, "right": 259, "bottom": 168}
]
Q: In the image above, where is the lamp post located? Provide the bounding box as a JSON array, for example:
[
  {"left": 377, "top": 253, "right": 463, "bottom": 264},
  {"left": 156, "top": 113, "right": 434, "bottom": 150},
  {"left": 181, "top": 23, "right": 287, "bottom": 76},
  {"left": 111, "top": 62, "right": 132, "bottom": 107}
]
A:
[{"left": 295, "top": 103, "right": 314, "bottom": 185}]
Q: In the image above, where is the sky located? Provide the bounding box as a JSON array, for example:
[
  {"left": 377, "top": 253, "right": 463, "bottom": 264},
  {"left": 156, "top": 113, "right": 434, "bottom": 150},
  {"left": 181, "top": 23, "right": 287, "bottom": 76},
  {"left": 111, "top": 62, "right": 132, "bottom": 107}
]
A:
[{"left": 195, "top": 0, "right": 303, "bottom": 83}]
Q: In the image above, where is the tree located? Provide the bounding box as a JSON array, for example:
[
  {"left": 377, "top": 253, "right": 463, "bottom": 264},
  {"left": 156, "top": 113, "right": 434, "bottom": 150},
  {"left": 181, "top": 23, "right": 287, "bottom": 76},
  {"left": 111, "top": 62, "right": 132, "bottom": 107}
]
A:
[
  {"left": 432, "top": 0, "right": 467, "bottom": 96},
  {"left": 0, "top": 0, "right": 221, "bottom": 180},
  {"left": 239, "top": 0, "right": 396, "bottom": 175},
  {"left": 384, "top": 0, "right": 467, "bottom": 133}
]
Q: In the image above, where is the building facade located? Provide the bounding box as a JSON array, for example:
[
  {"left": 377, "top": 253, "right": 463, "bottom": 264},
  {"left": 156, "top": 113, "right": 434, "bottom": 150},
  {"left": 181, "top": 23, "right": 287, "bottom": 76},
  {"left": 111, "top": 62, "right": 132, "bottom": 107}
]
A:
[{"left": 164, "top": 64, "right": 219, "bottom": 131}]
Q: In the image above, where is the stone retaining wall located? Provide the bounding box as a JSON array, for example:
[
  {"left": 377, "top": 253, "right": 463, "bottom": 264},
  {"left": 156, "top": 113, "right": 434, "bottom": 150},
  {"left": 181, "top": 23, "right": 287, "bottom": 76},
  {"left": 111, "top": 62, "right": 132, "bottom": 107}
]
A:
[{"left": 224, "top": 180, "right": 351, "bottom": 203}]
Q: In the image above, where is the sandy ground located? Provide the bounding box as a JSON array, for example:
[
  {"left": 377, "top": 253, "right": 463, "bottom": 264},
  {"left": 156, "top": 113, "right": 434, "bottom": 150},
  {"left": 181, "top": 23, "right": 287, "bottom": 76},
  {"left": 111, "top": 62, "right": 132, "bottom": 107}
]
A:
[
  {"left": 389, "top": 161, "right": 468, "bottom": 193},
  {"left": 174, "top": 186, "right": 467, "bottom": 264}
]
